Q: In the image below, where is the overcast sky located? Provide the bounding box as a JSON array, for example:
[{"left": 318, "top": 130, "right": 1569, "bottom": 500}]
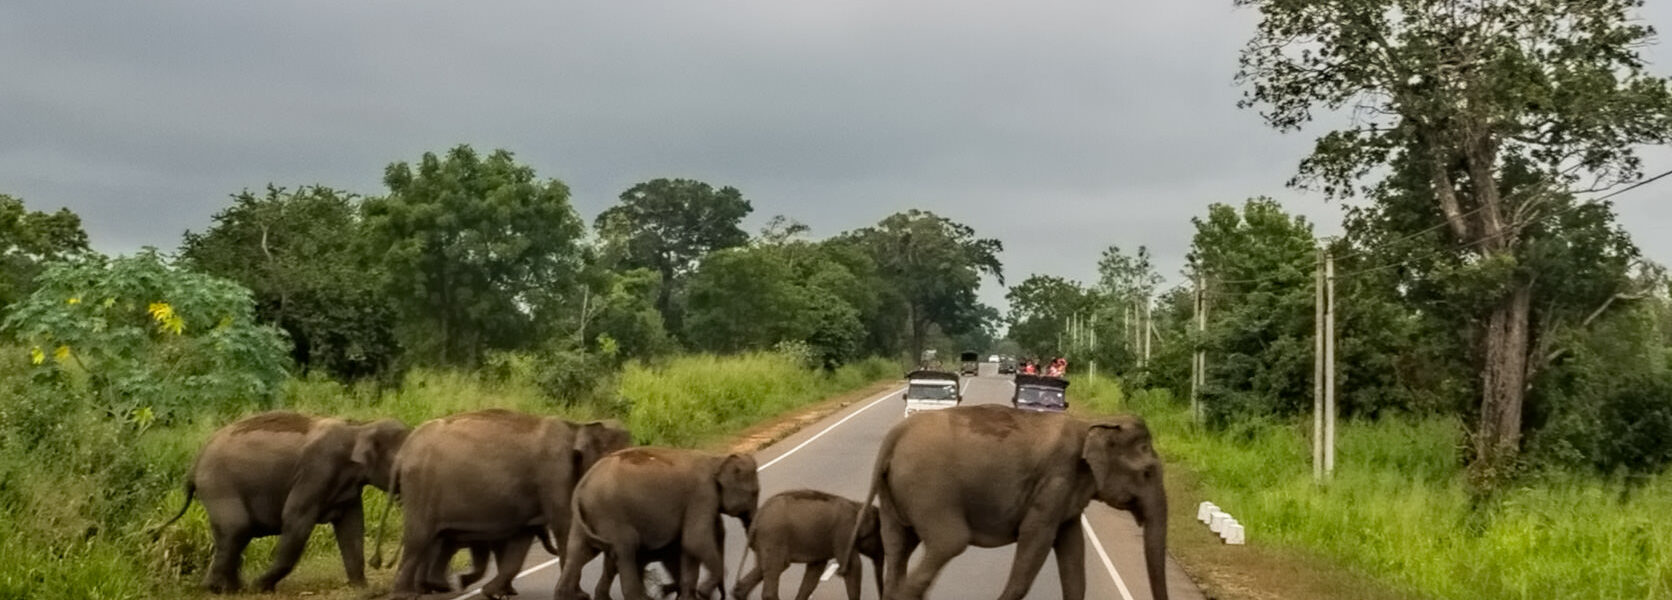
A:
[{"left": 4, "top": 1, "right": 1672, "bottom": 312}]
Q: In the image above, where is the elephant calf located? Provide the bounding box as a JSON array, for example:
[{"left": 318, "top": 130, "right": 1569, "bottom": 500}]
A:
[
  {"left": 555, "top": 447, "right": 760, "bottom": 600},
  {"left": 734, "top": 489, "right": 882, "bottom": 600},
  {"left": 155, "top": 411, "right": 409, "bottom": 593}
]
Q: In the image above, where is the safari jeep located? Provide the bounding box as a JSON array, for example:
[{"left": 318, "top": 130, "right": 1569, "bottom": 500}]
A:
[{"left": 902, "top": 369, "right": 962, "bottom": 417}]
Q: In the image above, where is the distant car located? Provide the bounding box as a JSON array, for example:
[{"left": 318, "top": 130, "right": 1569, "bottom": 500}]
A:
[
  {"left": 988, "top": 354, "right": 1000, "bottom": 362},
  {"left": 903, "top": 370, "right": 962, "bottom": 416},
  {"left": 959, "top": 352, "right": 979, "bottom": 375},
  {"left": 1012, "top": 374, "right": 1069, "bottom": 413},
  {"left": 997, "top": 356, "right": 1017, "bottom": 374}
]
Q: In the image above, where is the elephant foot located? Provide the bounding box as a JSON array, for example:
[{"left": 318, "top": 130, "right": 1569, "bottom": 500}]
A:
[
  {"left": 459, "top": 571, "right": 486, "bottom": 589},
  {"left": 202, "top": 579, "right": 241, "bottom": 594}
]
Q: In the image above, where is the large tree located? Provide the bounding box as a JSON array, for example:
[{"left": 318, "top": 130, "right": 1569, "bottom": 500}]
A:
[
  {"left": 1004, "top": 274, "right": 1094, "bottom": 358},
  {"left": 1, "top": 194, "right": 89, "bottom": 313},
  {"left": 594, "top": 178, "right": 753, "bottom": 333},
  {"left": 841, "top": 210, "right": 1004, "bottom": 361},
  {"left": 362, "top": 145, "right": 586, "bottom": 366},
  {"left": 1235, "top": 0, "right": 1672, "bottom": 485},
  {"left": 181, "top": 185, "right": 396, "bottom": 379}
]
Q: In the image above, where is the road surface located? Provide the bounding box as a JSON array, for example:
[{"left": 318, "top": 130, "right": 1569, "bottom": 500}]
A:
[{"left": 443, "top": 363, "right": 1204, "bottom": 599}]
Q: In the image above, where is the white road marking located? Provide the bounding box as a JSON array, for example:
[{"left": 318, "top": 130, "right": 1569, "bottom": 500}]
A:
[
  {"left": 447, "top": 383, "right": 907, "bottom": 599},
  {"left": 1083, "top": 514, "right": 1137, "bottom": 600},
  {"left": 758, "top": 386, "right": 904, "bottom": 471},
  {"left": 451, "top": 557, "right": 562, "bottom": 599}
]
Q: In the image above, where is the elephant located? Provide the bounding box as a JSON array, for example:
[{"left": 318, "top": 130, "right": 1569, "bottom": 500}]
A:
[
  {"left": 387, "top": 409, "right": 631, "bottom": 600},
  {"left": 733, "top": 489, "right": 883, "bottom": 600},
  {"left": 153, "top": 411, "right": 410, "bottom": 593},
  {"left": 554, "top": 447, "right": 760, "bottom": 600},
  {"left": 842, "top": 404, "right": 1168, "bottom": 600}
]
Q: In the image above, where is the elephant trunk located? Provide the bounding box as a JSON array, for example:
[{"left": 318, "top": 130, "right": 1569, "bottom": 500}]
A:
[
  {"left": 370, "top": 488, "right": 396, "bottom": 569},
  {"left": 1139, "top": 491, "right": 1169, "bottom": 600}
]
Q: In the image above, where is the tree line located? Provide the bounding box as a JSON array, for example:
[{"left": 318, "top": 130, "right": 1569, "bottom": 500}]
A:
[
  {"left": 1, "top": 146, "right": 1007, "bottom": 414},
  {"left": 1003, "top": 0, "right": 1672, "bottom": 490}
]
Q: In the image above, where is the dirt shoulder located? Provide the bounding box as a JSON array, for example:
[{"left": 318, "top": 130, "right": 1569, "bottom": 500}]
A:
[{"left": 712, "top": 379, "right": 900, "bottom": 454}]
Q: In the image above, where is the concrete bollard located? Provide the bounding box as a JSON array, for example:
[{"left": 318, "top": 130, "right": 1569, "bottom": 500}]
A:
[
  {"left": 1209, "top": 510, "right": 1232, "bottom": 533},
  {"left": 1221, "top": 522, "right": 1246, "bottom": 545},
  {"left": 1197, "top": 501, "right": 1219, "bottom": 523}
]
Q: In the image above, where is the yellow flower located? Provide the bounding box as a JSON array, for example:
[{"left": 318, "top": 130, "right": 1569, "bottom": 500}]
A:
[
  {"left": 54, "top": 345, "right": 71, "bottom": 362},
  {"left": 148, "top": 302, "right": 185, "bottom": 335},
  {"left": 66, "top": 297, "right": 80, "bottom": 305},
  {"left": 29, "top": 347, "right": 44, "bottom": 365}
]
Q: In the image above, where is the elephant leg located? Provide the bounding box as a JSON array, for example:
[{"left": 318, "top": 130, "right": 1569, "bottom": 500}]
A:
[
  {"left": 682, "top": 516, "right": 726, "bottom": 600},
  {"left": 423, "top": 539, "right": 461, "bottom": 593},
  {"left": 893, "top": 518, "right": 968, "bottom": 600},
  {"left": 255, "top": 518, "right": 319, "bottom": 592},
  {"left": 458, "top": 542, "right": 492, "bottom": 589},
  {"left": 594, "top": 550, "right": 617, "bottom": 600},
  {"left": 483, "top": 534, "right": 533, "bottom": 599},
  {"left": 878, "top": 512, "right": 918, "bottom": 600},
  {"left": 330, "top": 502, "right": 368, "bottom": 587},
  {"left": 204, "top": 518, "right": 253, "bottom": 593},
  {"left": 755, "top": 554, "right": 786, "bottom": 600},
  {"left": 839, "top": 557, "right": 863, "bottom": 600},
  {"left": 554, "top": 529, "right": 601, "bottom": 600},
  {"left": 1052, "top": 519, "right": 1087, "bottom": 600},
  {"left": 994, "top": 516, "right": 1064, "bottom": 600},
  {"left": 732, "top": 563, "right": 763, "bottom": 600},
  {"left": 392, "top": 525, "right": 442, "bottom": 600},
  {"left": 612, "top": 545, "right": 652, "bottom": 600},
  {"left": 796, "top": 560, "right": 827, "bottom": 600}
]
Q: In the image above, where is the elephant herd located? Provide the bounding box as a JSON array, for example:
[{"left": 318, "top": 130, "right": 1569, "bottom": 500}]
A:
[{"left": 156, "top": 402, "right": 1170, "bottom": 600}]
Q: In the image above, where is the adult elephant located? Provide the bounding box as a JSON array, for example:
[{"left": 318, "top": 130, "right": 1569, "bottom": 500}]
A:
[
  {"left": 843, "top": 404, "right": 1168, "bottom": 600},
  {"left": 554, "top": 447, "right": 760, "bottom": 600},
  {"left": 388, "top": 409, "right": 631, "bottom": 600},
  {"left": 153, "top": 411, "right": 410, "bottom": 593}
]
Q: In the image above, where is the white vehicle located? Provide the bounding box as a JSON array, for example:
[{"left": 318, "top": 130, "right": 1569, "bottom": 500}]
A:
[
  {"left": 902, "top": 370, "right": 962, "bottom": 416},
  {"left": 988, "top": 354, "right": 1000, "bottom": 362}
]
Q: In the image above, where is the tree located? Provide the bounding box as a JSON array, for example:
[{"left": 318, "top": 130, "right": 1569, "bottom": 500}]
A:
[
  {"left": 180, "top": 185, "right": 397, "bottom": 379},
  {"left": 0, "top": 194, "right": 89, "bottom": 313},
  {"left": 362, "top": 145, "right": 586, "bottom": 366},
  {"left": 1, "top": 250, "right": 290, "bottom": 425},
  {"left": 683, "top": 247, "right": 810, "bottom": 353},
  {"left": 842, "top": 210, "right": 1004, "bottom": 361},
  {"left": 595, "top": 178, "right": 753, "bottom": 333},
  {"left": 1235, "top": 0, "right": 1672, "bottom": 485},
  {"left": 1004, "top": 275, "right": 1093, "bottom": 358},
  {"left": 1188, "top": 198, "right": 1318, "bottom": 421}
]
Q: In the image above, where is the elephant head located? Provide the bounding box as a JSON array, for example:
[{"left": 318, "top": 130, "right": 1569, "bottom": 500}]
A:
[
  {"left": 574, "top": 420, "right": 632, "bottom": 474},
  {"left": 715, "top": 453, "right": 760, "bottom": 530},
  {"left": 353, "top": 418, "right": 411, "bottom": 492},
  {"left": 1082, "top": 415, "right": 1168, "bottom": 600}
]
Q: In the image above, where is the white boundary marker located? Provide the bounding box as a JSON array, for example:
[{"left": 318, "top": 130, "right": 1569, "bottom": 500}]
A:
[
  {"left": 1083, "top": 514, "right": 1137, "bottom": 600},
  {"left": 449, "top": 382, "right": 907, "bottom": 599}
]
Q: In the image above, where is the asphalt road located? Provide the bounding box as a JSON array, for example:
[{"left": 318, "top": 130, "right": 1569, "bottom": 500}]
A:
[{"left": 442, "top": 364, "right": 1204, "bottom": 600}]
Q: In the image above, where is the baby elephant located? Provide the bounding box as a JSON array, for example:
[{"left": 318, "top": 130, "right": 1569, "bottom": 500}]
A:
[{"left": 734, "top": 489, "right": 882, "bottom": 600}]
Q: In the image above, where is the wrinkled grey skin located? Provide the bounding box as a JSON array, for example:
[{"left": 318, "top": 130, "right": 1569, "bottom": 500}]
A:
[
  {"left": 389, "top": 409, "right": 631, "bottom": 600},
  {"left": 843, "top": 404, "right": 1168, "bottom": 600},
  {"left": 734, "top": 490, "right": 882, "bottom": 600},
  {"left": 153, "top": 411, "right": 409, "bottom": 593},
  {"left": 555, "top": 447, "right": 760, "bottom": 600},
  {"left": 591, "top": 517, "right": 721, "bottom": 600}
]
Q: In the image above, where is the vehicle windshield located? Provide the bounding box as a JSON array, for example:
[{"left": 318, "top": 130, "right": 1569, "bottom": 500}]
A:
[
  {"left": 908, "top": 382, "right": 959, "bottom": 400},
  {"left": 1016, "top": 386, "right": 1066, "bottom": 406}
]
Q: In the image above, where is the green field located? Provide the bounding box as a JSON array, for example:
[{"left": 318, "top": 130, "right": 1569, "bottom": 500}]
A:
[
  {"left": 0, "top": 351, "right": 895, "bottom": 600},
  {"left": 1073, "top": 376, "right": 1672, "bottom": 600}
]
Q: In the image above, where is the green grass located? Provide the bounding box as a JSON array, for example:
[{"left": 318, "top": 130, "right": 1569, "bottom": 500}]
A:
[
  {"left": 1072, "top": 376, "right": 1672, "bottom": 600},
  {"left": 0, "top": 351, "right": 897, "bottom": 599}
]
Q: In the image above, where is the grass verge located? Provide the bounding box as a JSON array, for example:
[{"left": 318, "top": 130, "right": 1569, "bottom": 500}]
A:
[
  {"left": 1070, "top": 376, "right": 1672, "bottom": 600},
  {"left": 0, "top": 352, "right": 898, "bottom": 600}
]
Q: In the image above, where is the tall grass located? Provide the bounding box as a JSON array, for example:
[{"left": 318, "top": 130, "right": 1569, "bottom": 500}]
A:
[
  {"left": 0, "top": 351, "right": 896, "bottom": 599},
  {"left": 1073, "top": 377, "right": 1672, "bottom": 600}
]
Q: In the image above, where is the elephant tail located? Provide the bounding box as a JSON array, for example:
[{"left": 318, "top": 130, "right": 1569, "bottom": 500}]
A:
[
  {"left": 839, "top": 425, "right": 897, "bottom": 577},
  {"left": 148, "top": 479, "right": 196, "bottom": 541},
  {"left": 538, "top": 527, "right": 562, "bottom": 556}
]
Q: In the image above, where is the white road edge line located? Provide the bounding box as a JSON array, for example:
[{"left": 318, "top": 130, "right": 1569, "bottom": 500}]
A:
[
  {"left": 1083, "top": 514, "right": 1137, "bottom": 600},
  {"left": 758, "top": 385, "right": 904, "bottom": 471},
  {"left": 448, "top": 383, "right": 907, "bottom": 599}
]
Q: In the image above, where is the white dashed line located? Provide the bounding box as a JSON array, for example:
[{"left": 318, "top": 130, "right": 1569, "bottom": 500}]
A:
[{"left": 1083, "top": 514, "right": 1137, "bottom": 600}]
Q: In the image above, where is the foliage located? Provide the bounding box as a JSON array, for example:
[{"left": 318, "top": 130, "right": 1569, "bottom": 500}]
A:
[
  {"left": 180, "top": 185, "right": 397, "bottom": 380},
  {"left": 1004, "top": 274, "right": 1094, "bottom": 358},
  {"left": 575, "top": 266, "right": 675, "bottom": 363},
  {"left": 0, "top": 194, "right": 90, "bottom": 313},
  {"left": 362, "top": 145, "right": 586, "bottom": 367},
  {"left": 1528, "top": 299, "right": 1672, "bottom": 476},
  {"left": 621, "top": 351, "right": 895, "bottom": 447},
  {"left": 1, "top": 251, "right": 290, "bottom": 424},
  {"left": 838, "top": 209, "right": 1003, "bottom": 360},
  {"left": 683, "top": 247, "right": 812, "bottom": 353},
  {"left": 1075, "top": 378, "right": 1672, "bottom": 600},
  {"left": 595, "top": 178, "right": 754, "bottom": 332},
  {"left": 1234, "top": 0, "right": 1672, "bottom": 484}
]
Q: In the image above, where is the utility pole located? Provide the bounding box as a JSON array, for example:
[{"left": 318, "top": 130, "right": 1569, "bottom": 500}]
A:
[
  {"left": 1313, "top": 249, "right": 1325, "bottom": 484},
  {"left": 1324, "top": 247, "right": 1337, "bottom": 478},
  {"left": 1142, "top": 291, "right": 1153, "bottom": 368},
  {"left": 1191, "top": 278, "right": 1205, "bottom": 423}
]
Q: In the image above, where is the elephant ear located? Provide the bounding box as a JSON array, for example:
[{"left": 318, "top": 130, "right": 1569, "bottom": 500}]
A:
[
  {"left": 1081, "top": 422, "right": 1123, "bottom": 491},
  {"left": 573, "top": 420, "right": 630, "bottom": 472},
  {"left": 717, "top": 453, "right": 757, "bottom": 485}
]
